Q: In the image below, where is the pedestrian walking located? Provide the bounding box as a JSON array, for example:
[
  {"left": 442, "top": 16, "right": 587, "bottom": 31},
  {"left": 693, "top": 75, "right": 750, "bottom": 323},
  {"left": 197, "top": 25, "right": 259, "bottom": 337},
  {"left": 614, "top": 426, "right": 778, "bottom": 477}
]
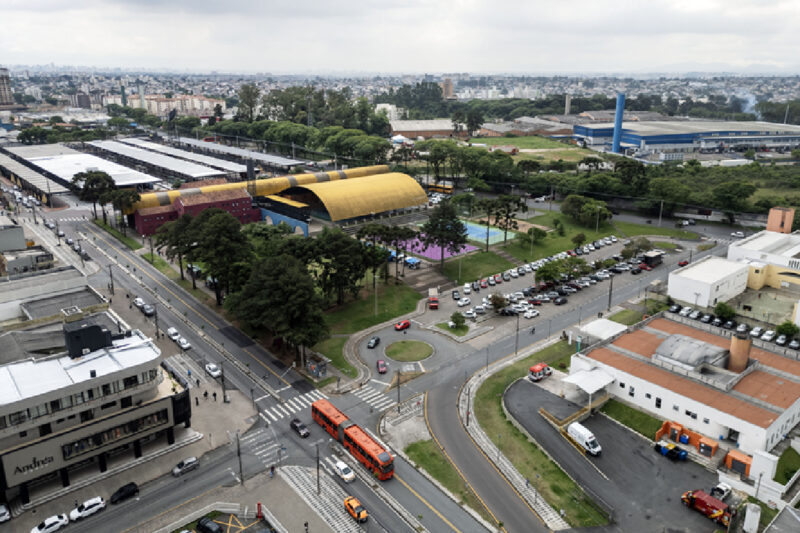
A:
[
  {"left": 204, "top": 390, "right": 209, "bottom": 400},
  {"left": 74, "top": 499, "right": 78, "bottom": 508},
  {"left": 213, "top": 392, "right": 217, "bottom": 401},
  {"left": 526, "top": 478, "right": 530, "bottom": 488},
  {"left": 196, "top": 378, "right": 200, "bottom": 387},
  {"left": 195, "top": 397, "right": 199, "bottom": 407},
  {"left": 270, "top": 465, "right": 275, "bottom": 478}
]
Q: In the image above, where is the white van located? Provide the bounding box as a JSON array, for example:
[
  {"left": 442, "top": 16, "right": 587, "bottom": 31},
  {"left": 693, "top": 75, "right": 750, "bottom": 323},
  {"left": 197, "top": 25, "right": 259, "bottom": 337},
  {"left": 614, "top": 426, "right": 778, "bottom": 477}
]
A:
[{"left": 567, "top": 422, "right": 602, "bottom": 456}]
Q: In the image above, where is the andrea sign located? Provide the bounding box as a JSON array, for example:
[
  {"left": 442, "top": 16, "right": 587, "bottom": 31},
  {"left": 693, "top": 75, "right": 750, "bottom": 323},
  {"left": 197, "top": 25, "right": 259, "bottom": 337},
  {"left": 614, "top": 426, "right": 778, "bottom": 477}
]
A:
[{"left": 14, "top": 455, "right": 54, "bottom": 476}]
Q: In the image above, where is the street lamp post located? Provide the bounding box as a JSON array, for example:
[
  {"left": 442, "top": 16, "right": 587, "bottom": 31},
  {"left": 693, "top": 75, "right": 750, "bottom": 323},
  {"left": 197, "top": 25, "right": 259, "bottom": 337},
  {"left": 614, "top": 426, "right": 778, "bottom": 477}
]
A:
[{"left": 514, "top": 312, "right": 521, "bottom": 356}]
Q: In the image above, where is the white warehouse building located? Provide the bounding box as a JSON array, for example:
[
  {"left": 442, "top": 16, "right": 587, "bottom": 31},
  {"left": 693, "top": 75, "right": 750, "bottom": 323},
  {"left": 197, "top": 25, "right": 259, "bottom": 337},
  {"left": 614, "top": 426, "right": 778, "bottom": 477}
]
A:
[{"left": 668, "top": 255, "right": 749, "bottom": 308}]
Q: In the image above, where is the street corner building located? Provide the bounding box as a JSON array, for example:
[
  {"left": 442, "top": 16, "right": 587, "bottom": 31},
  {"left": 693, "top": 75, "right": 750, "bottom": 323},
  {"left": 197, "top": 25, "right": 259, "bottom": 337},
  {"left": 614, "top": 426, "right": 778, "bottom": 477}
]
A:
[{"left": 0, "top": 319, "right": 191, "bottom": 506}]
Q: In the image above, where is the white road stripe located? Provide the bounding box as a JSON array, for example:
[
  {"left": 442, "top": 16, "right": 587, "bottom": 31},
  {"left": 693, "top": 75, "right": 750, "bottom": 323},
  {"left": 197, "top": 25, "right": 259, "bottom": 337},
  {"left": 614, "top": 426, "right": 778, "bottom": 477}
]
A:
[{"left": 267, "top": 410, "right": 277, "bottom": 421}]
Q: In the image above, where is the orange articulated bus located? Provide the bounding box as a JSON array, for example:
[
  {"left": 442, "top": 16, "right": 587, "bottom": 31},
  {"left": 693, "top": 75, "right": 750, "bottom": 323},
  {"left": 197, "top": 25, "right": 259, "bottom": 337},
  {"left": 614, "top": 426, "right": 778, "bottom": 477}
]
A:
[{"left": 311, "top": 399, "right": 394, "bottom": 480}]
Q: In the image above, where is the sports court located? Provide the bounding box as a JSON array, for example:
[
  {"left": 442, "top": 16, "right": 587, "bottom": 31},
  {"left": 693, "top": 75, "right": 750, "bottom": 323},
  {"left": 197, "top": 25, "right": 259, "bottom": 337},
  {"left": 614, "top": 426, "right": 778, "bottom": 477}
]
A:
[{"left": 463, "top": 220, "right": 506, "bottom": 245}]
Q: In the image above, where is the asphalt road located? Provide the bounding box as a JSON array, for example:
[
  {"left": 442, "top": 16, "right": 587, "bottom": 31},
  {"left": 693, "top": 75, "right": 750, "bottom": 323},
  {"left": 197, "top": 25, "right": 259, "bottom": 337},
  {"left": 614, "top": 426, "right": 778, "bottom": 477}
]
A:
[{"left": 505, "top": 381, "right": 719, "bottom": 533}]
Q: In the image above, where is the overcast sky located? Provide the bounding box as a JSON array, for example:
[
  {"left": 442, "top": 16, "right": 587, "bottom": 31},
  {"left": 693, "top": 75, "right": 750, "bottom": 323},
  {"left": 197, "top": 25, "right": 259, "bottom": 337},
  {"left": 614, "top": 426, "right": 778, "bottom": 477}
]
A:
[{"left": 2, "top": 0, "right": 799, "bottom": 74}]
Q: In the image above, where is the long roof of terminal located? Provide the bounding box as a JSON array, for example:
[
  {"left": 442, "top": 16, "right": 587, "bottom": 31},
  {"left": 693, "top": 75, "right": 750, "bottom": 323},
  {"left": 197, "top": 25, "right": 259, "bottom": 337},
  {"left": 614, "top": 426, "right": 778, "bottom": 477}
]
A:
[
  {"left": 0, "top": 152, "right": 70, "bottom": 194},
  {"left": 88, "top": 140, "right": 223, "bottom": 179},
  {"left": 119, "top": 137, "right": 247, "bottom": 173},
  {"left": 580, "top": 120, "right": 800, "bottom": 136},
  {"left": 176, "top": 137, "right": 305, "bottom": 167},
  {"left": 20, "top": 152, "right": 161, "bottom": 188}
]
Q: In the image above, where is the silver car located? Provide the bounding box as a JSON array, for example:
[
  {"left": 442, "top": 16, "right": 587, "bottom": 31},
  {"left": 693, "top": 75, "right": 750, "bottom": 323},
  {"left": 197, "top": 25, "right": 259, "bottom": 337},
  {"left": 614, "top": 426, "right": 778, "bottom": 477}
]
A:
[{"left": 172, "top": 456, "right": 198, "bottom": 476}]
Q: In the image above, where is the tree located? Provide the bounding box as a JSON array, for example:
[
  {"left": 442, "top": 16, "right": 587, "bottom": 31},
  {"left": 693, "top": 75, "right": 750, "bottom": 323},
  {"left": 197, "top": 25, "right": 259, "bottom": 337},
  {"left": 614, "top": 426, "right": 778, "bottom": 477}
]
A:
[
  {"left": 155, "top": 214, "right": 194, "bottom": 282},
  {"left": 465, "top": 109, "right": 484, "bottom": 136},
  {"left": 420, "top": 202, "right": 468, "bottom": 273},
  {"left": 476, "top": 197, "right": 499, "bottom": 252},
  {"left": 489, "top": 293, "right": 507, "bottom": 312},
  {"left": 107, "top": 116, "right": 130, "bottom": 129},
  {"left": 450, "top": 312, "right": 466, "bottom": 329},
  {"left": 494, "top": 195, "right": 527, "bottom": 245},
  {"left": 777, "top": 321, "right": 800, "bottom": 338},
  {"left": 71, "top": 171, "right": 115, "bottom": 219},
  {"left": 190, "top": 210, "right": 252, "bottom": 305},
  {"left": 451, "top": 110, "right": 465, "bottom": 136},
  {"left": 529, "top": 227, "right": 547, "bottom": 244},
  {"left": 311, "top": 228, "right": 368, "bottom": 305},
  {"left": 714, "top": 302, "right": 736, "bottom": 321},
  {"left": 517, "top": 159, "right": 541, "bottom": 178},
  {"left": 237, "top": 83, "right": 260, "bottom": 122},
  {"left": 560, "top": 194, "right": 612, "bottom": 228},
  {"left": 535, "top": 261, "right": 564, "bottom": 284},
  {"left": 102, "top": 189, "right": 140, "bottom": 235},
  {"left": 744, "top": 148, "right": 756, "bottom": 160},
  {"left": 712, "top": 181, "right": 756, "bottom": 223},
  {"left": 214, "top": 103, "right": 224, "bottom": 120},
  {"left": 572, "top": 233, "right": 587, "bottom": 247},
  {"left": 226, "top": 254, "right": 328, "bottom": 362}
]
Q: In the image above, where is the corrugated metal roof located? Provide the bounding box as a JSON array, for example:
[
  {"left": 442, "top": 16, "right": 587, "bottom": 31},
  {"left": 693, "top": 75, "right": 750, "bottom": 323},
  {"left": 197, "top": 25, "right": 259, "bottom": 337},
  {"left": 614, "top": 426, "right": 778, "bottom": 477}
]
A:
[
  {"left": 88, "top": 140, "right": 223, "bottom": 179},
  {"left": 296, "top": 173, "right": 426, "bottom": 221},
  {"left": 24, "top": 152, "right": 161, "bottom": 188},
  {"left": 176, "top": 137, "right": 304, "bottom": 167},
  {"left": 0, "top": 153, "right": 70, "bottom": 194},
  {"left": 120, "top": 137, "right": 247, "bottom": 173}
]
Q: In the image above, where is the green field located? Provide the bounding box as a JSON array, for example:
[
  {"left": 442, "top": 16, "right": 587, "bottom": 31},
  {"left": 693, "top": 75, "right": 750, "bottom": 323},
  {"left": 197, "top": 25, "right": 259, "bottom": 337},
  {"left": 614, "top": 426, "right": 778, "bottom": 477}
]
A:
[
  {"left": 405, "top": 440, "right": 494, "bottom": 524},
  {"left": 436, "top": 322, "right": 469, "bottom": 336},
  {"left": 600, "top": 399, "right": 663, "bottom": 440},
  {"left": 385, "top": 340, "right": 433, "bottom": 362},
  {"left": 653, "top": 241, "right": 678, "bottom": 250},
  {"left": 613, "top": 221, "right": 698, "bottom": 240},
  {"left": 474, "top": 341, "right": 608, "bottom": 527},
  {"left": 469, "top": 136, "right": 580, "bottom": 150},
  {"left": 609, "top": 309, "right": 644, "bottom": 326},
  {"left": 93, "top": 219, "right": 143, "bottom": 250},
  {"left": 514, "top": 149, "right": 594, "bottom": 163},
  {"left": 504, "top": 212, "right": 619, "bottom": 263},
  {"left": 324, "top": 281, "right": 421, "bottom": 334},
  {"left": 443, "top": 251, "right": 514, "bottom": 284},
  {"left": 312, "top": 336, "right": 355, "bottom": 378},
  {"left": 774, "top": 447, "right": 800, "bottom": 484}
]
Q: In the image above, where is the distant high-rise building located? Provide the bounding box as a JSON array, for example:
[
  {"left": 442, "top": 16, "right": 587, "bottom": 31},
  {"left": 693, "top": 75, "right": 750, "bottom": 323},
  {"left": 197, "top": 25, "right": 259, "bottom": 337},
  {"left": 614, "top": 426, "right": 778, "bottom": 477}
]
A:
[
  {"left": 0, "top": 68, "right": 14, "bottom": 106},
  {"left": 440, "top": 78, "right": 454, "bottom": 99}
]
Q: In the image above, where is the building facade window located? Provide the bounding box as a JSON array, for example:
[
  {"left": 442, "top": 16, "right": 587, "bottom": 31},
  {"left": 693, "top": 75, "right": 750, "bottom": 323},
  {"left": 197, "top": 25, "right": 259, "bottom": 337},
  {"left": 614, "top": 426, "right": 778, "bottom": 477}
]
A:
[
  {"left": 655, "top": 398, "right": 661, "bottom": 408},
  {"left": 61, "top": 409, "right": 169, "bottom": 461}
]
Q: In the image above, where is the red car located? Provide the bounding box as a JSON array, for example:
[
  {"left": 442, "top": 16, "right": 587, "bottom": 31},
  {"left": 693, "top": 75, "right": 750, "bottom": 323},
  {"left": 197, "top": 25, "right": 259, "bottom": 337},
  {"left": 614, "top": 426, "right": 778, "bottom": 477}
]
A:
[
  {"left": 494, "top": 274, "right": 503, "bottom": 284},
  {"left": 678, "top": 260, "right": 689, "bottom": 267},
  {"left": 394, "top": 320, "right": 410, "bottom": 331},
  {"left": 376, "top": 360, "right": 387, "bottom": 374},
  {"left": 529, "top": 299, "right": 542, "bottom": 306},
  {"left": 638, "top": 263, "right": 652, "bottom": 271},
  {"left": 480, "top": 279, "right": 488, "bottom": 289}
]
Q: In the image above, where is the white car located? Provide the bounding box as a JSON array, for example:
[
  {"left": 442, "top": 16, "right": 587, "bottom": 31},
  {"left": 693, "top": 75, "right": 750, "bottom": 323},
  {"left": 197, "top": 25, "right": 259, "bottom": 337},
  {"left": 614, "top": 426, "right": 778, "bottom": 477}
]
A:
[
  {"left": 463, "top": 283, "right": 471, "bottom": 294},
  {"left": 509, "top": 269, "right": 519, "bottom": 278},
  {"left": 760, "top": 330, "right": 776, "bottom": 342},
  {"left": 0, "top": 503, "right": 9, "bottom": 523},
  {"left": 334, "top": 460, "right": 355, "bottom": 482},
  {"left": 132, "top": 297, "right": 145, "bottom": 309},
  {"left": 167, "top": 327, "right": 180, "bottom": 341},
  {"left": 205, "top": 363, "right": 222, "bottom": 378},
  {"left": 172, "top": 456, "right": 199, "bottom": 476},
  {"left": 177, "top": 337, "right": 191, "bottom": 350},
  {"left": 457, "top": 297, "right": 471, "bottom": 307},
  {"left": 524, "top": 309, "right": 540, "bottom": 319},
  {"left": 31, "top": 514, "right": 69, "bottom": 533},
  {"left": 731, "top": 231, "right": 745, "bottom": 238},
  {"left": 69, "top": 497, "right": 105, "bottom": 521},
  {"left": 463, "top": 309, "right": 476, "bottom": 319}
]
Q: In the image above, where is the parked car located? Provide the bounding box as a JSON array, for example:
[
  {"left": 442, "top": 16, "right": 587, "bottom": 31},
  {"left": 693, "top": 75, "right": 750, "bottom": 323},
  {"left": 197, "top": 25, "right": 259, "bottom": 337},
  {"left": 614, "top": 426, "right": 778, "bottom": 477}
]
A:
[
  {"left": 167, "top": 327, "right": 180, "bottom": 341},
  {"left": 631, "top": 267, "right": 642, "bottom": 275},
  {"left": 142, "top": 304, "right": 155, "bottom": 316},
  {"left": 761, "top": 330, "right": 776, "bottom": 342},
  {"left": 668, "top": 304, "right": 682, "bottom": 313},
  {"left": 711, "top": 317, "right": 723, "bottom": 327},
  {"left": 750, "top": 326, "right": 764, "bottom": 338},
  {"left": 177, "top": 337, "right": 191, "bottom": 350},
  {"left": 554, "top": 297, "right": 568, "bottom": 305},
  {"left": 523, "top": 309, "right": 540, "bottom": 319},
  {"left": 290, "top": 418, "right": 310, "bottom": 438},
  {"left": 474, "top": 305, "right": 486, "bottom": 314},
  {"left": 344, "top": 496, "right": 368, "bottom": 522},
  {"left": 463, "top": 283, "right": 471, "bottom": 295},
  {"left": 376, "top": 359, "right": 388, "bottom": 374},
  {"left": 722, "top": 320, "right": 736, "bottom": 330},
  {"left": 502, "top": 272, "right": 511, "bottom": 282},
  {"left": 367, "top": 336, "right": 380, "bottom": 349},
  {"left": 30, "top": 514, "right": 69, "bottom": 533},
  {"left": 196, "top": 517, "right": 223, "bottom": 533},
  {"left": 731, "top": 231, "right": 745, "bottom": 238},
  {"left": 480, "top": 279, "right": 488, "bottom": 288},
  {"left": 110, "top": 482, "right": 139, "bottom": 504},
  {"left": 736, "top": 323, "right": 749, "bottom": 334},
  {"left": 452, "top": 290, "right": 460, "bottom": 300},
  {"left": 457, "top": 297, "right": 471, "bottom": 307},
  {"left": 700, "top": 314, "right": 713, "bottom": 323},
  {"left": 679, "top": 306, "right": 693, "bottom": 317},
  {"left": 172, "top": 457, "right": 199, "bottom": 477},
  {"left": 487, "top": 277, "right": 496, "bottom": 286},
  {"left": 678, "top": 260, "right": 689, "bottom": 267},
  {"left": 205, "top": 363, "right": 222, "bottom": 378},
  {"left": 334, "top": 461, "right": 355, "bottom": 483},
  {"left": 65, "top": 237, "right": 74, "bottom": 246},
  {"left": 776, "top": 334, "right": 788, "bottom": 346},
  {"left": 789, "top": 339, "right": 800, "bottom": 350},
  {"left": 69, "top": 496, "right": 106, "bottom": 521},
  {"left": 57, "top": 229, "right": 65, "bottom": 237},
  {"left": 463, "top": 309, "right": 476, "bottom": 319},
  {"left": 132, "top": 297, "right": 145, "bottom": 309},
  {"left": 0, "top": 503, "right": 9, "bottom": 523},
  {"left": 394, "top": 320, "right": 410, "bottom": 331},
  {"left": 688, "top": 310, "right": 701, "bottom": 320},
  {"left": 472, "top": 281, "right": 480, "bottom": 291}
]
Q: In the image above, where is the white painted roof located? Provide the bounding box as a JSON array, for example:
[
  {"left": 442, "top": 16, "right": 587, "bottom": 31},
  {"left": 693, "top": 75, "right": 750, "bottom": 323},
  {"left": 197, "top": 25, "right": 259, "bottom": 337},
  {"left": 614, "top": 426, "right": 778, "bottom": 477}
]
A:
[
  {"left": 579, "top": 318, "right": 627, "bottom": 341},
  {"left": 0, "top": 330, "right": 161, "bottom": 406},
  {"left": 563, "top": 368, "right": 614, "bottom": 395},
  {"left": 673, "top": 255, "right": 748, "bottom": 283},
  {"left": 176, "top": 137, "right": 304, "bottom": 167},
  {"left": 0, "top": 153, "right": 69, "bottom": 194},
  {"left": 25, "top": 153, "right": 161, "bottom": 188},
  {"left": 119, "top": 138, "right": 247, "bottom": 173},
  {"left": 88, "top": 140, "right": 223, "bottom": 179}
]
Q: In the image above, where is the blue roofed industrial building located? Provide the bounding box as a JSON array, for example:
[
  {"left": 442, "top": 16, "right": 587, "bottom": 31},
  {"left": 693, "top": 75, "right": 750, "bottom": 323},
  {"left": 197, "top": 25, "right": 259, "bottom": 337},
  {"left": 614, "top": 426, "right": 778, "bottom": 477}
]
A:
[{"left": 574, "top": 120, "right": 800, "bottom": 155}]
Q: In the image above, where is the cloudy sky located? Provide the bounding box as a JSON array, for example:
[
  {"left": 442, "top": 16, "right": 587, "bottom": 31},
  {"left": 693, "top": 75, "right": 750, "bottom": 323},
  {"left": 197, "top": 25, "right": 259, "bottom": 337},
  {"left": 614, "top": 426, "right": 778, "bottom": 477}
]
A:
[{"left": 2, "top": 0, "right": 798, "bottom": 73}]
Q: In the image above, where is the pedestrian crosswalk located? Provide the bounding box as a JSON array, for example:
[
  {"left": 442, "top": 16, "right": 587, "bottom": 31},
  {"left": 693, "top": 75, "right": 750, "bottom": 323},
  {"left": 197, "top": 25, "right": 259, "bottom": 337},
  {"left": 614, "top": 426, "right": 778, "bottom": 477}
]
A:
[
  {"left": 260, "top": 389, "right": 327, "bottom": 422},
  {"left": 239, "top": 427, "right": 286, "bottom": 467},
  {"left": 52, "top": 217, "right": 86, "bottom": 222},
  {"left": 350, "top": 384, "right": 396, "bottom": 412}
]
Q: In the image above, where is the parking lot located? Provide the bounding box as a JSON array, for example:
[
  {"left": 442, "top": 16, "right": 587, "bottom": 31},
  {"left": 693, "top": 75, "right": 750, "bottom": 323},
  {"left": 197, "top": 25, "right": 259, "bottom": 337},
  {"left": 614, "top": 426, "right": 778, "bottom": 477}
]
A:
[{"left": 505, "top": 380, "right": 719, "bottom": 532}]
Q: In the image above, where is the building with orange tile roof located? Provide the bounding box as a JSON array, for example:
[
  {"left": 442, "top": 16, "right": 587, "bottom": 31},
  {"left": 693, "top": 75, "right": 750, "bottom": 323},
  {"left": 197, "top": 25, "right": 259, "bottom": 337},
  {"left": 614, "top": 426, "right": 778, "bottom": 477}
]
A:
[{"left": 570, "top": 314, "right": 800, "bottom": 456}]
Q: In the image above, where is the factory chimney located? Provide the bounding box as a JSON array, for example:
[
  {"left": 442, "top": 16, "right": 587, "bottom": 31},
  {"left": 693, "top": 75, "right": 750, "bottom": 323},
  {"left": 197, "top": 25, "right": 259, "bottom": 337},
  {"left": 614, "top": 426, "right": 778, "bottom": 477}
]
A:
[
  {"left": 611, "top": 93, "right": 626, "bottom": 154},
  {"left": 728, "top": 331, "right": 752, "bottom": 373}
]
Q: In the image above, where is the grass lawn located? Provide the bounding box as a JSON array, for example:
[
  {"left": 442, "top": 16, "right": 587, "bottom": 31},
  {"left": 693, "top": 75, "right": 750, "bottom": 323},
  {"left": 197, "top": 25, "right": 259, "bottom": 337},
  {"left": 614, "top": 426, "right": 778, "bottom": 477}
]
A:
[
  {"left": 474, "top": 341, "right": 608, "bottom": 527},
  {"left": 469, "top": 136, "right": 573, "bottom": 150},
  {"left": 405, "top": 440, "right": 494, "bottom": 524},
  {"left": 324, "top": 281, "right": 421, "bottom": 335},
  {"left": 93, "top": 219, "right": 143, "bottom": 250},
  {"left": 514, "top": 148, "right": 592, "bottom": 163},
  {"left": 550, "top": 350, "right": 574, "bottom": 372},
  {"left": 613, "top": 220, "right": 698, "bottom": 240},
  {"left": 505, "top": 212, "right": 620, "bottom": 263},
  {"left": 653, "top": 241, "right": 678, "bottom": 250},
  {"left": 443, "top": 251, "right": 514, "bottom": 284},
  {"left": 139, "top": 253, "right": 217, "bottom": 306},
  {"left": 609, "top": 309, "right": 644, "bottom": 326},
  {"left": 436, "top": 322, "right": 469, "bottom": 336},
  {"left": 774, "top": 447, "right": 800, "bottom": 484},
  {"left": 600, "top": 399, "right": 663, "bottom": 440},
  {"left": 385, "top": 340, "right": 433, "bottom": 362},
  {"left": 743, "top": 497, "right": 779, "bottom": 530},
  {"left": 312, "top": 337, "right": 356, "bottom": 378}
]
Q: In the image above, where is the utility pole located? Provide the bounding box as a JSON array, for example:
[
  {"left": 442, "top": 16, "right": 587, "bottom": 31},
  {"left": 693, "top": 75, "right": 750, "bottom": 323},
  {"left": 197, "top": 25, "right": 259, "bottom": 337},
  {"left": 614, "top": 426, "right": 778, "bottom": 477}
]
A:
[
  {"left": 514, "top": 312, "right": 521, "bottom": 356},
  {"left": 607, "top": 275, "right": 614, "bottom": 311},
  {"left": 148, "top": 235, "right": 154, "bottom": 263},
  {"left": 154, "top": 303, "right": 160, "bottom": 339},
  {"left": 236, "top": 431, "right": 244, "bottom": 485},
  {"left": 108, "top": 265, "right": 115, "bottom": 295},
  {"left": 316, "top": 442, "right": 320, "bottom": 494},
  {"left": 397, "top": 368, "right": 401, "bottom": 413},
  {"left": 657, "top": 199, "right": 664, "bottom": 228}
]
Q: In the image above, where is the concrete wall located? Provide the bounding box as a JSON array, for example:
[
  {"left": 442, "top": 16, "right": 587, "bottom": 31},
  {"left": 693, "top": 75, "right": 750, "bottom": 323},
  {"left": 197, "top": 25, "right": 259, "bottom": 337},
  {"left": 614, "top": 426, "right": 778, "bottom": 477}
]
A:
[
  {"left": 668, "top": 262, "right": 748, "bottom": 308},
  {"left": 0, "top": 267, "right": 87, "bottom": 321},
  {"left": 0, "top": 225, "right": 26, "bottom": 252}
]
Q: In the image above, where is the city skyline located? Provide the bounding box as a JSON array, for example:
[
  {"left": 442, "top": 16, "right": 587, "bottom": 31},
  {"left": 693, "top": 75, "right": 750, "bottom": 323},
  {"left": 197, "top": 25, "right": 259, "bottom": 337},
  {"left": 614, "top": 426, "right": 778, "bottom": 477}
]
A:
[{"left": 2, "top": 0, "right": 799, "bottom": 74}]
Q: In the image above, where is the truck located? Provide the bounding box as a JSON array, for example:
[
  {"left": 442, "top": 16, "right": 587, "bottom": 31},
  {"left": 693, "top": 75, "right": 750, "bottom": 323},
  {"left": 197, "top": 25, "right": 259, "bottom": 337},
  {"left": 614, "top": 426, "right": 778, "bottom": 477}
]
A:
[
  {"left": 681, "top": 489, "right": 731, "bottom": 527},
  {"left": 528, "top": 363, "right": 552, "bottom": 382},
  {"left": 567, "top": 422, "right": 602, "bottom": 456},
  {"left": 642, "top": 250, "right": 663, "bottom": 267},
  {"left": 427, "top": 288, "right": 439, "bottom": 310}
]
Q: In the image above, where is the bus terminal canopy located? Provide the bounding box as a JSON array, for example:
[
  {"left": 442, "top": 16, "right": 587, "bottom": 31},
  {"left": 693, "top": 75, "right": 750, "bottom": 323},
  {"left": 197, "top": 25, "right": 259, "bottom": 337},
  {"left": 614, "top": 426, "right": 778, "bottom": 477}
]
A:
[{"left": 562, "top": 368, "right": 614, "bottom": 395}]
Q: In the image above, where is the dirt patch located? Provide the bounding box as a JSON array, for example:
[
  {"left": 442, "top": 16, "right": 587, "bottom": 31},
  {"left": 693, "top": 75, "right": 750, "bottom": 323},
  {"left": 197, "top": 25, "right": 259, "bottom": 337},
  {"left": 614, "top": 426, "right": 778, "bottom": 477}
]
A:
[{"left": 516, "top": 220, "right": 551, "bottom": 233}]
